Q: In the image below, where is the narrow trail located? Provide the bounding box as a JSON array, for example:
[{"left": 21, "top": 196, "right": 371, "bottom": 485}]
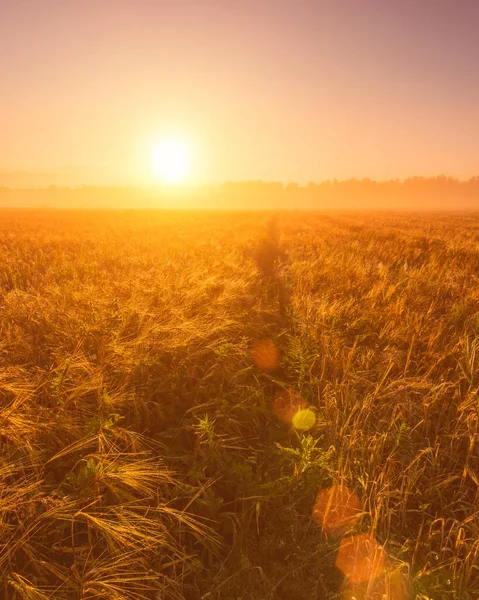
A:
[
  {"left": 249, "top": 215, "right": 298, "bottom": 399},
  {"left": 235, "top": 215, "right": 345, "bottom": 599}
]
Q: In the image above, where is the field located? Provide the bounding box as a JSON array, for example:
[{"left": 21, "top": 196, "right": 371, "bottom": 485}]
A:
[{"left": 0, "top": 209, "right": 478, "bottom": 599}]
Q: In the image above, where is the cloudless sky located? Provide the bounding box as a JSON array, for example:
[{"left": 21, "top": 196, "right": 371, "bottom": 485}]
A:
[{"left": 1, "top": 0, "right": 478, "bottom": 185}]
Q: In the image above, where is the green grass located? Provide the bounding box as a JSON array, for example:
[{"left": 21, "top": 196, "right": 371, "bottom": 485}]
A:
[{"left": 0, "top": 209, "right": 478, "bottom": 599}]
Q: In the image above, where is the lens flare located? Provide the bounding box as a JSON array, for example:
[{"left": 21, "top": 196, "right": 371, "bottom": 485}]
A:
[
  {"left": 291, "top": 407, "right": 317, "bottom": 431},
  {"left": 336, "top": 534, "right": 387, "bottom": 584},
  {"left": 273, "top": 389, "right": 308, "bottom": 425},
  {"left": 313, "top": 485, "right": 362, "bottom": 538},
  {"left": 341, "top": 562, "right": 412, "bottom": 600},
  {"left": 250, "top": 339, "right": 280, "bottom": 372}
]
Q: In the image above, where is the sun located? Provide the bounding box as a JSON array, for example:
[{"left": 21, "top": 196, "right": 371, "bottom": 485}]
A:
[{"left": 152, "top": 139, "right": 190, "bottom": 184}]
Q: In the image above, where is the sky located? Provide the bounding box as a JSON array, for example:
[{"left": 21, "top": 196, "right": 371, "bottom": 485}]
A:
[{"left": 1, "top": 0, "right": 478, "bottom": 186}]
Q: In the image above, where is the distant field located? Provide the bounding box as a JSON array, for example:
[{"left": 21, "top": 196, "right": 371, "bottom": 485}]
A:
[{"left": 1, "top": 210, "right": 478, "bottom": 599}]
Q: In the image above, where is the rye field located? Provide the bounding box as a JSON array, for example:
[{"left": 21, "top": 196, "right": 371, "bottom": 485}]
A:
[{"left": 0, "top": 209, "right": 478, "bottom": 599}]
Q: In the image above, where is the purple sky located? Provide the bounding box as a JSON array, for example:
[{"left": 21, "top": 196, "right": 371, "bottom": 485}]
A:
[{"left": 1, "top": 0, "right": 478, "bottom": 185}]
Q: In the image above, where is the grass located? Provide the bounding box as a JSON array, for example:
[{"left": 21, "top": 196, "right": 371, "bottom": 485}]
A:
[{"left": 0, "top": 209, "right": 478, "bottom": 599}]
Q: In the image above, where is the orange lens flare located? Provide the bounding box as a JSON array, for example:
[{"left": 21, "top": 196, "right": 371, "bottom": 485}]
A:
[
  {"left": 313, "top": 485, "right": 362, "bottom": 538},
  {"left": 341, "top": 564, "right": 412, "bottom": 600},
  {"left": 273, "top": 389, "right": 308, "bottom": 425},
  {"left": 336, "top": 534, "right": 387, "bottom": 584},
  {"left": 250, "top": 339, "right": 280, "bottom": 372}
]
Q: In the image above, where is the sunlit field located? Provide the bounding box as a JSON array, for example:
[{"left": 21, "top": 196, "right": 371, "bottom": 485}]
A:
[{"left": 1, "top": 209, "right": 478, "bottom": 599}]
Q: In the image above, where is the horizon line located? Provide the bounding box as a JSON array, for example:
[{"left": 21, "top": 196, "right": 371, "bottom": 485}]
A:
[{"left": 2, "top": 173, "right": 479, "bottom": 191}]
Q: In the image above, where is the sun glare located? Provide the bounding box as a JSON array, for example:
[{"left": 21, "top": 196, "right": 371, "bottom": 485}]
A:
[{"left": 152, "top": 139, "right": 190, "bottom": 184}]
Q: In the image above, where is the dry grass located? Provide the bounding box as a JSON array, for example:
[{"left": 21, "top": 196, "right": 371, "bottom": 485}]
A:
[{"left": 0, "top": 209, "right": 478, "bottom": 599}]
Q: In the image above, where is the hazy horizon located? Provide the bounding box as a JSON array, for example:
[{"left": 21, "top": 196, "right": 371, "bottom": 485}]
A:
[
  {"left": 3, "top": 175, "right": 479, "bottom": 211},
  {"left": 1, "top": 173, "right": 478, "bottom": 190},
  {"left": 2, "top": 0, "right": 479, "bottom": 188}
]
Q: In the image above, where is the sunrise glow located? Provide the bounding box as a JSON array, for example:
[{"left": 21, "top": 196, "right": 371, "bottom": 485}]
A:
[
  {"left": 1, "top": 2, "right": 477, "bottom": 597},
  {"left": 152, "top": 139, "right": 191, "bottom": 184}
]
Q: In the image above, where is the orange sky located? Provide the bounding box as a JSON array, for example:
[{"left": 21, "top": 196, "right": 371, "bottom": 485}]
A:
[{"left": 1, "top": 0, "right": 478, "bottom": 187}]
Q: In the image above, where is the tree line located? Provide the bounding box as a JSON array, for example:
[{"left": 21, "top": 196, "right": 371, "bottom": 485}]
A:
[{"left": 1, "top": 176, "right": 479, "bottom": 209}]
